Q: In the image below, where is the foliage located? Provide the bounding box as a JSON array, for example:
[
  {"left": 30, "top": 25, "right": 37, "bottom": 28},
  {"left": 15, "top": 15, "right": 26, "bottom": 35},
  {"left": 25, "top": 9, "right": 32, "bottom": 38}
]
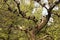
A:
[{"left": 0, "top": 0, "right": 60, "bottom": 40}]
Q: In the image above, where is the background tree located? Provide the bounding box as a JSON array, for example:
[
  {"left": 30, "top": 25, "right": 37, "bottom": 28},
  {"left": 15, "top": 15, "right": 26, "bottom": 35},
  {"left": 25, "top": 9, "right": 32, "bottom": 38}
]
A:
[{"left": 0, "top": 0, "right": 60, "bottom": 40}]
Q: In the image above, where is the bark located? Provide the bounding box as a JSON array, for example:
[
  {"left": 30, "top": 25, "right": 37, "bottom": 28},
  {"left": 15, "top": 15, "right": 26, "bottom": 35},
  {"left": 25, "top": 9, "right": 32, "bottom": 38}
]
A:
[{"left": 28, "top": 11, "right": 51, "bottom": 40}]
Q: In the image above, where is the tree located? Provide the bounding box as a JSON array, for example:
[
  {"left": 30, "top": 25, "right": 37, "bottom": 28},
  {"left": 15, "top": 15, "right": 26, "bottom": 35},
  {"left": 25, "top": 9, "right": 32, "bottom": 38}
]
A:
[{"left": 0, "top": 0, "right": 60, "bottom": 40}]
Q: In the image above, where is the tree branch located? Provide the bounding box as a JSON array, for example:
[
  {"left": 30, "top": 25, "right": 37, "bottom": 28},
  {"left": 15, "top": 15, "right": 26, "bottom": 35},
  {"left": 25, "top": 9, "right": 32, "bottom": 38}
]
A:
[
  {"left": 7, "top": 24, "right": 13, "bottom": 40},
  {"left": 53, "top": 13, "right": 60, "bottom": 17},
  {"left": 34, "top": 0, "right": 48, "bottom": 9},
  {"left": 49, "top": 0, "right": 60, "bottom": 11},
  {"left": 14, "top": 0, "right": 38, "bottom": 23}
]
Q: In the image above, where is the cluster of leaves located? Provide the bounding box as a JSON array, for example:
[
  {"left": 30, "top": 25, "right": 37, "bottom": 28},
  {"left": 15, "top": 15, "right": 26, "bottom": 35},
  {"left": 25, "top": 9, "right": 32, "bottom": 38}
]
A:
[{"left": 0, "top": 0, "right": 60, "bottom": 40}]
